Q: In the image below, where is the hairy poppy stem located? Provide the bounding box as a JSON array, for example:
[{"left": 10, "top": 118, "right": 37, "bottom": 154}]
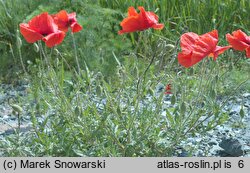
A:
[
  {"left": 136, "top": 48, "right": 156, "bottom": 94},
  {"left": 16, "top": 39, "right": 28, "bottom": 75},
  {"left": 38, "top": 41, "right": 49, "bottom": 67},
  {"left": 71, "top": 32, "right": 81, "bottom": 75}
]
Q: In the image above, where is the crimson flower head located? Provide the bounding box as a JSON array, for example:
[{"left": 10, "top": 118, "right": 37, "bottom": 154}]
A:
[
  {"left": 52, "top": 10, "right": 82, "bottom": 33},
  {"left": 226, "top": 30, "right": 250, "bottom": 58},
  {"left": 118, "top": 6, "right": 164, "bottom": 35},
  {"left": 164, "top": 84, "right": 172, "bottom": 94},
  {"left": 20, "top": 12, "right": 65, "bottom": 48},
  {"left": 178, "top": 30, "right": 231, "bottom": 68}
]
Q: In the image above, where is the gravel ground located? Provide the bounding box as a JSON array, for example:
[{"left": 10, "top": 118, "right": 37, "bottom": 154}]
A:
[
  {"left": 170, "top": 93, "right": 250, "bottom": 157},
  {"left": 0, "top": 82, "right": 249, "bottom": 157}
]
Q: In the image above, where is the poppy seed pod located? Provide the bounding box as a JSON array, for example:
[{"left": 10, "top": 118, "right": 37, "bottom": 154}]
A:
[{"left": 33, "top": 43, "right": 39, "bottom": 52}]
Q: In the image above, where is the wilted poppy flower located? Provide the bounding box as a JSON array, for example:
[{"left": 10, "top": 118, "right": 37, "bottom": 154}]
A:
[
  {"left": 164, "top": 84, "right": 172, "bottom": 94},
  {"left": 20, "top": 12, "right": 65, "bottom": 48},
  {"left": 118, "top": 6, "right": 164, "bottom": 35},
  {"left": 52, "top": 10, "right": 82, "bottom": 33},
  {"left": 226, "top": 30, "right": 250, "bottom": 58},
  {"left": 178, "top": 30, "right": 231, "bottom": 68}
]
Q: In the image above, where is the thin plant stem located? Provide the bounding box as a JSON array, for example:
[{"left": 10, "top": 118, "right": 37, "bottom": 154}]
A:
[
  {"left": 38, "top": 43, "right": 75, "bottom": 116},
  {"left": 136, "top": 55, "right": 156, "bottom": 94},
  {"left": 16, "top": 41, "right": 28, "bottom": 75},
  {"left": 71, "top": 32, "right": 81, "bottom": 74},
  {"left": 38, "top": 41, "right": 49, "bottom": 67}
]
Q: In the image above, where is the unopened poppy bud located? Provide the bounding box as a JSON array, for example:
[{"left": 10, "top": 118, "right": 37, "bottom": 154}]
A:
[
  {"left": 212, "top": 19, "right": 216, "bottom": 29},
  {"left": 146, "top": 80, "right": 152, "bottom": 88},
  {"left": 214, "top": 74, "right": 219, "bottom": 83},
  {"left": 33, "top": 43, "right": 39, "bottom": 52},
  {"left": 54, "top": 48, "right": 60, "bottom": 55},
  {"left": 96, "top": 85, "right": 103, "bottom": 96},
  {"left": 165, "top": 44, "right": 175, "bottom": 51},
  {"left": 133, "top": 66, "right": 139, "bottom": 77},
  {"left": 164, "top": 84, "right": 172, "bottom": 94},
  {"left": 75, "top": 106, "right": 80, "bottom": 116},
  {"left": 96, "top": 72, "right": 103, "bottom": 81},
  {"left": 212, "top": 18, "right": 216, "bottom": 24},
  {"left": 210, "top": 89, "right": 216, "bottom": 100},
  {"left": 55, "top": 58, "right": 60, "bottom": 67},
  {"left": 240, "top": 106, "right": 245, "bottom": 119},
  {"left": 148, "top": 87, "right": 154, "bottom": 96},
  {"left": 16, "top": 36, "right": 22, "bottom": 48},
  {"left": 27, "top": 60, "right": 32, "bottom": 65},
  {"left": 11, "top": 104, "right": 23, "bottom": 115},
  {"left": 116, "top": 105, "right": 122, "bottom": 116},
  {"left": 180, "top": 102, "right": 186, "bottom": 114},
  {"left": 100, "top": 57, "right": 104, "bottom": 65},
  {"left": 171, "top": 95, "right": 176, "bottom": 105}
]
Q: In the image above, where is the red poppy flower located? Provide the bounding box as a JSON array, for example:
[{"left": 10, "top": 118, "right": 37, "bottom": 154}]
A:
[
  {"left": 20, "top": 12, "right": 65, "bottom": 48},
  {"left": 178, "top": 30, "right": 231, "bottom": 68},
  {"left": 226, "top": 30, "right": 250, "bottom": 58},
  {"left": 52, "top": 10, "right": 82, "bottom": 33},
  {"left": 164, "top": 84, "right": 172, "bottom": 94},
  {"left": 118, "top": 6, "right": 164, "bottom": 35}
]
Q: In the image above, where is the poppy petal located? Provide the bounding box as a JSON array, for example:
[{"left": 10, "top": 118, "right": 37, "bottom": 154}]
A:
[
  {"left": 53, "top": 10, "right": 69, "bottom": 32},
  {"left": 68, "top": 12, "right": 77, "bottom": 22},
  {"left": 128, "top": 6, "right": 138, "bottom": 16},
  {"left": 70, "top": 22, "right": 82, "bottom": 33},
  {"left": 152, "top": 23, "right": 164, "bottom": 30},
  {"left": 209, "top": 46, "right": 231, "bottom": 60},
  {"left": 119, "top": 6, "right": 164, "bottom": 34},
  {"left": 138, "top": 6, "right": 159, "bottom": 28},
  {"left": 232, "top": 30, "right": 250, "bottom": 43},
  {"left": 177, "top": 51, "right": 194, "bottom": 68},
  {"left": 118, "top": 17, "right": 142, "bottom": 34},
  {"left": 226, "top": 33, "right": 249, "bottom": 51},
  {"left": 56, "top": 10, "right": 69, "bottom": 22},
  {"left": 180, "top": 32, "right": 199, "bottom": 52},
  {"left": 137, "top": 6, "right": 146, "bottom": 14},
  {"left": 19, "top": 23, "right": 43, "bottom": 43},
  {"left": 28, "top": 12, "right": 57, "bottom": 35},
  {"left": 205, "top": 29, "right": 218, "bottom": 40},
  {"left": 178, "top": 30, "right": 224, "bottom": 67},
  {"left": 246, "top": 47, "right": 250, "bottom": 58},
  {"left": 148, "top": 12, "right": 159, "bottom": 21},
  {"left": 192, "top": 30, "right": 218, "bottom": 58},
  {"left": 42, "top": 31, "right": 65, "bottom": 48}
]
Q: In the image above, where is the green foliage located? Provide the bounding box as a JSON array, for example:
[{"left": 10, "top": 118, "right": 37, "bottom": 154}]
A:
[
  {"left": 99, "top": 0, "right": 250, "bottom": 37},
  {"left": 0, "top": 0, "right": 249, "bottom": 157},
  {"left": 0, "top": 0, "right": 43, "bottom": 75}
]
